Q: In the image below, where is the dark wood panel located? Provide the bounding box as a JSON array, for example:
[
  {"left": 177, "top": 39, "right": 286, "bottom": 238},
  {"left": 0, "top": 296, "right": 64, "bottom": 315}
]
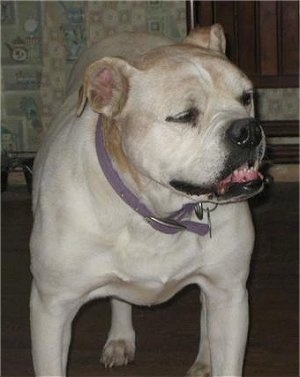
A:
[
  {"left": 214, "top": 1, "right": 236, "bottom": 59},
  {"left": 266, "top": 144, "right": 299, "bottom": 164},
  {"left": 196, "top": 0, "right": 214, "bottom": 26},
  {"left": 251, "top": 74, "right": 299, "bottom": 88},
  {"left": 262, "top": 121, "right": 299, "bottom": 164},
  {"left": 237, "top": 1, "right": 257, "bottom": 75},
  {"left": 262, "top": 121, "right": 299, "bottom": 137},
  {"left": 188, "top": 0, "right": 299, "bottom": 88},
  {"left": 259, "top": 1, "right": 278, "bottom": 76},
  {"left": 281, "top": 1, "right": 299, "bottom": 75}
]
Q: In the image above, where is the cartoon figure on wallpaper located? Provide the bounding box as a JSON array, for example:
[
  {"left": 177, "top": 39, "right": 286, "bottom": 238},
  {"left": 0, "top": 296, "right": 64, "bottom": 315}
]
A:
[
  {"left": 59, "top": 1, "right": 85, "bottom": 60},
  {"left": 20, "top": 97, "right": 41, "bottom": 130},
  {"left": 1, "top": 1, "right": 15, "bottom": 24},
  {"left": 61, "top": 25, "right": 85, "bottom": 60},
  {"left": 30, "top": 24, "right": 265, "bottom": 376},
  {"left": 5, "top": 37, "right": 28, "bottom": 62}
]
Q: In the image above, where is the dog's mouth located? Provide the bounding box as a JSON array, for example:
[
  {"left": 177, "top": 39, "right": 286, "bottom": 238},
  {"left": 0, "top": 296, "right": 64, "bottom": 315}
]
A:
[{"left": 170, "top": 161, "right": 264, "bottom": 201}]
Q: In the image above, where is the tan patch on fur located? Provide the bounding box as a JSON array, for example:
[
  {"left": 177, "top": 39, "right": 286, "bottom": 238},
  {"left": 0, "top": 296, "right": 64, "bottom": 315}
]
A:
[
  {"left": 184, "top": 26, "right": 211, "bottom": 49},
  {"left": 184, "top": 24, "right": 226, "bottom": 54},
  {"left": 102, "top": 117, "right": 141, "bottom": 187}
]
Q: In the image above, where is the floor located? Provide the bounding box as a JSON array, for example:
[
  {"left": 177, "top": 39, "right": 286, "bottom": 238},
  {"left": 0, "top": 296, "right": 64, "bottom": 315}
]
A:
[{"left": 1, "top": 182, "right": 299, "bottom": 376}]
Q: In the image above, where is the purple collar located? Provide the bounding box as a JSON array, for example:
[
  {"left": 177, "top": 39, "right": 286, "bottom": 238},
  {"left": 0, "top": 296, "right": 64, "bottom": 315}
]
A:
[{"left": 95, "top": 116, "right": 210, "bottom": 236}]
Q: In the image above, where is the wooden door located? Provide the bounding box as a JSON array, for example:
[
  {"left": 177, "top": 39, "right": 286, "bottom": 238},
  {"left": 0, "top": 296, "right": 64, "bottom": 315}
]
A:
[{"left": 186, "top": 1, "right": 299, "bottom": 164}]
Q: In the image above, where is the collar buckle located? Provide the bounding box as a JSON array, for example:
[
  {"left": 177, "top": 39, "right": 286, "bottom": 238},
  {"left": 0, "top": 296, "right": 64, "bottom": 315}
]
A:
[{"left": 145, "top": 216, "right": 187, "bottom": 231}]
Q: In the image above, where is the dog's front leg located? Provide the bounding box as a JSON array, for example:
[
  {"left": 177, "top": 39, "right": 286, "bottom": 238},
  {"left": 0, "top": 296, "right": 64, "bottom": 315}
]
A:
[
  {"left": 101, "top": 298, "right": 136, "bottom": 368},
  {"left": 187, "top": 291, "right": 211, "bottom": 377},
  {"left": 207, "top": 286, "right": 249, "bottom": 377},
  {"left": 189, "top": 286, "right": 249, "bottom": 377},
  {"left": 30, "top": 281, "right": 79, "bottom": 376}
]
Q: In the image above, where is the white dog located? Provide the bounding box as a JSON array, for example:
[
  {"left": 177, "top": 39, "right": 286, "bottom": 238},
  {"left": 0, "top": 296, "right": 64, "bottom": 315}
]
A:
[{"left": 30, "top": 24, "right": 265, "bottom": 376}]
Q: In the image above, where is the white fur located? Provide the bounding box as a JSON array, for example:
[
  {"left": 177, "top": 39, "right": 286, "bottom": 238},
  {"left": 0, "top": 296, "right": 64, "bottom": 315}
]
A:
[{"left": 30, "top": 29, "right": 264, "bottom": 376}]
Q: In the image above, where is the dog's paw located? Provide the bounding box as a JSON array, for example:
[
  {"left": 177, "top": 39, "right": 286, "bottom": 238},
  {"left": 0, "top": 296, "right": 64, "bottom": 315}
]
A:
[
  {"left": 186, "top": 362, "right": 210, "bottom": 377},
  {"left": 100, "top": 339, "right": 135, "bottom": 368}
]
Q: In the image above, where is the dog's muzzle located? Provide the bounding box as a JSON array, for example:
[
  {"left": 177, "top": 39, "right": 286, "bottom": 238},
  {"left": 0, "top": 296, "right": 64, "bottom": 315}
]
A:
[
  {"left": 219, "top": 117, "right": 264, "bottom": 199},
  {"left": 227, "top": 117, "right": 263, "bottom": 149},
  {"left": 170, "top": 117, "right": 265, "bottom": 202}
]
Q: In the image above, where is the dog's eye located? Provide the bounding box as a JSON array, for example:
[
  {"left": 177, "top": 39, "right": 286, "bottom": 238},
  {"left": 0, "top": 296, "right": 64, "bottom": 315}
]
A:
[
  {"left": 241, "top": 91, "right": 253, "bottom": 107},
  {"left": 166, "top": 108, "right": 199, "bottom": 125}
]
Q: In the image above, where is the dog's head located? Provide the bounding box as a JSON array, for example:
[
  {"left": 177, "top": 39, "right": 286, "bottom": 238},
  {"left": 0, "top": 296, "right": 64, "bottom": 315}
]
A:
[{"left": 78, "top": 24, "right": 265, "bottom": 204}]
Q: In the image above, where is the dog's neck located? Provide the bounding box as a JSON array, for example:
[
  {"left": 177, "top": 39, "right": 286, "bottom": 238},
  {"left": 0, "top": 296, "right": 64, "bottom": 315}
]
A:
[
  {"left": 101, "top": 117, "right": 142, "bottom": 190},
  {"left": 100, "top": 116, "right": 183, "bottom": 215},
  {"left": 96, "top": 115, "right": 210, "bottom": 236}
]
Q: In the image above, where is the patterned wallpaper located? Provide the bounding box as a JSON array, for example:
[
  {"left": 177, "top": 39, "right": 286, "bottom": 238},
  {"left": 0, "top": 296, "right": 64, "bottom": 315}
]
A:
[
  {"left": 1, "top": 1, "right": 298, "bottom": 152},
  {"left": 1, "top": 0, "right": 186, "bottom": 151},
  {"left": 2, "top": 1, "right": 43, "bottom": 151}
]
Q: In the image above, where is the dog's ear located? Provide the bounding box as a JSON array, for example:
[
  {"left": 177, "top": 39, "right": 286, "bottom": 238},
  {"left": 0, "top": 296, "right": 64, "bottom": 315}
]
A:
[
  {"left": 77, "top": 57, "right": 135, "bottom": 117},
  {"left": 184, "top": 24, "right": 226, "bottom": 54}
]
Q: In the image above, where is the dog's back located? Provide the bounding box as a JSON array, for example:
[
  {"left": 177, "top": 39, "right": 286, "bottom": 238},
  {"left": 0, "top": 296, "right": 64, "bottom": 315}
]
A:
[{"left": 67, "top": 32, "right": 174, "bottom": 95}]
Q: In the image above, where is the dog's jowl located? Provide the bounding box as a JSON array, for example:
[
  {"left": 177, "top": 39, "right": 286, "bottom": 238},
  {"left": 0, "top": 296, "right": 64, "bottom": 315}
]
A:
[{"left": 30, "top": 24, "right": 265, "bottom": 376}]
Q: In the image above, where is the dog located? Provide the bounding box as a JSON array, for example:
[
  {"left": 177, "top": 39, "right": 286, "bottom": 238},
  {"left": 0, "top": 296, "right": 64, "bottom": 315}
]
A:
[{"left": 30, "top": 24, "right": 265, "bottom": 376}]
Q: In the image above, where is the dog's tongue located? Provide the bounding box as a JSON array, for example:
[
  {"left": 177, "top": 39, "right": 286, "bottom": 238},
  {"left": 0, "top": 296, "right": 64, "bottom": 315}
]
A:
[{"left": 217, "top": 166, "right": 263, "bottom": 195}]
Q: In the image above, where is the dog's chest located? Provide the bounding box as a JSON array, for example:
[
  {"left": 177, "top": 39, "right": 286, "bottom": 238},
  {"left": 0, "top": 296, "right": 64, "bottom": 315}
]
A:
[
  {"left": 90, "top": 271, "right": 197, "bottom": 306},
  {"left": 86, "top": 228, "right": 204, "bottom": 305}
]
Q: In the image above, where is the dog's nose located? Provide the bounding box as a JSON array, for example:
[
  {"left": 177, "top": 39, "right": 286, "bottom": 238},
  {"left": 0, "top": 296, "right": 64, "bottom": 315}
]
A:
[{"left": 227, "top": 118, "right": 263, "bottom": 148}]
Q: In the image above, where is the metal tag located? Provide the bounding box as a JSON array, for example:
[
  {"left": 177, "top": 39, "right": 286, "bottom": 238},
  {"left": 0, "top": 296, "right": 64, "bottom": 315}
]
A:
[
  {"left": 206, "top": 208, "right": 212, "bottom": 238},
  {"left": 195, "top": 202, "right": 216, "bottom": 238},
  {"left": 194, "top": 202, "right": 204, "bottom": 220}
]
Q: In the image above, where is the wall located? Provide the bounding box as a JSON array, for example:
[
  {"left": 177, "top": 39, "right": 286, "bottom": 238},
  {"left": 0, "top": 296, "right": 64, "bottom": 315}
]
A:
[
  {"left": 1, "top": 0, "right": 298, "bottom": 165},
  {"left": 1, "top": 0, "right": 187, "bottom": 152}
]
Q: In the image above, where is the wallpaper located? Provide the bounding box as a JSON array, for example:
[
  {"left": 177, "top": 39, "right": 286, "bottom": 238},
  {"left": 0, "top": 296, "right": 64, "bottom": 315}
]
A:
[
  {"left": 1, "top": 1, "right": 187, "bottom": 151},
  {"left": 1, "top": 1, "right": 298, "bottom": 152}
]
